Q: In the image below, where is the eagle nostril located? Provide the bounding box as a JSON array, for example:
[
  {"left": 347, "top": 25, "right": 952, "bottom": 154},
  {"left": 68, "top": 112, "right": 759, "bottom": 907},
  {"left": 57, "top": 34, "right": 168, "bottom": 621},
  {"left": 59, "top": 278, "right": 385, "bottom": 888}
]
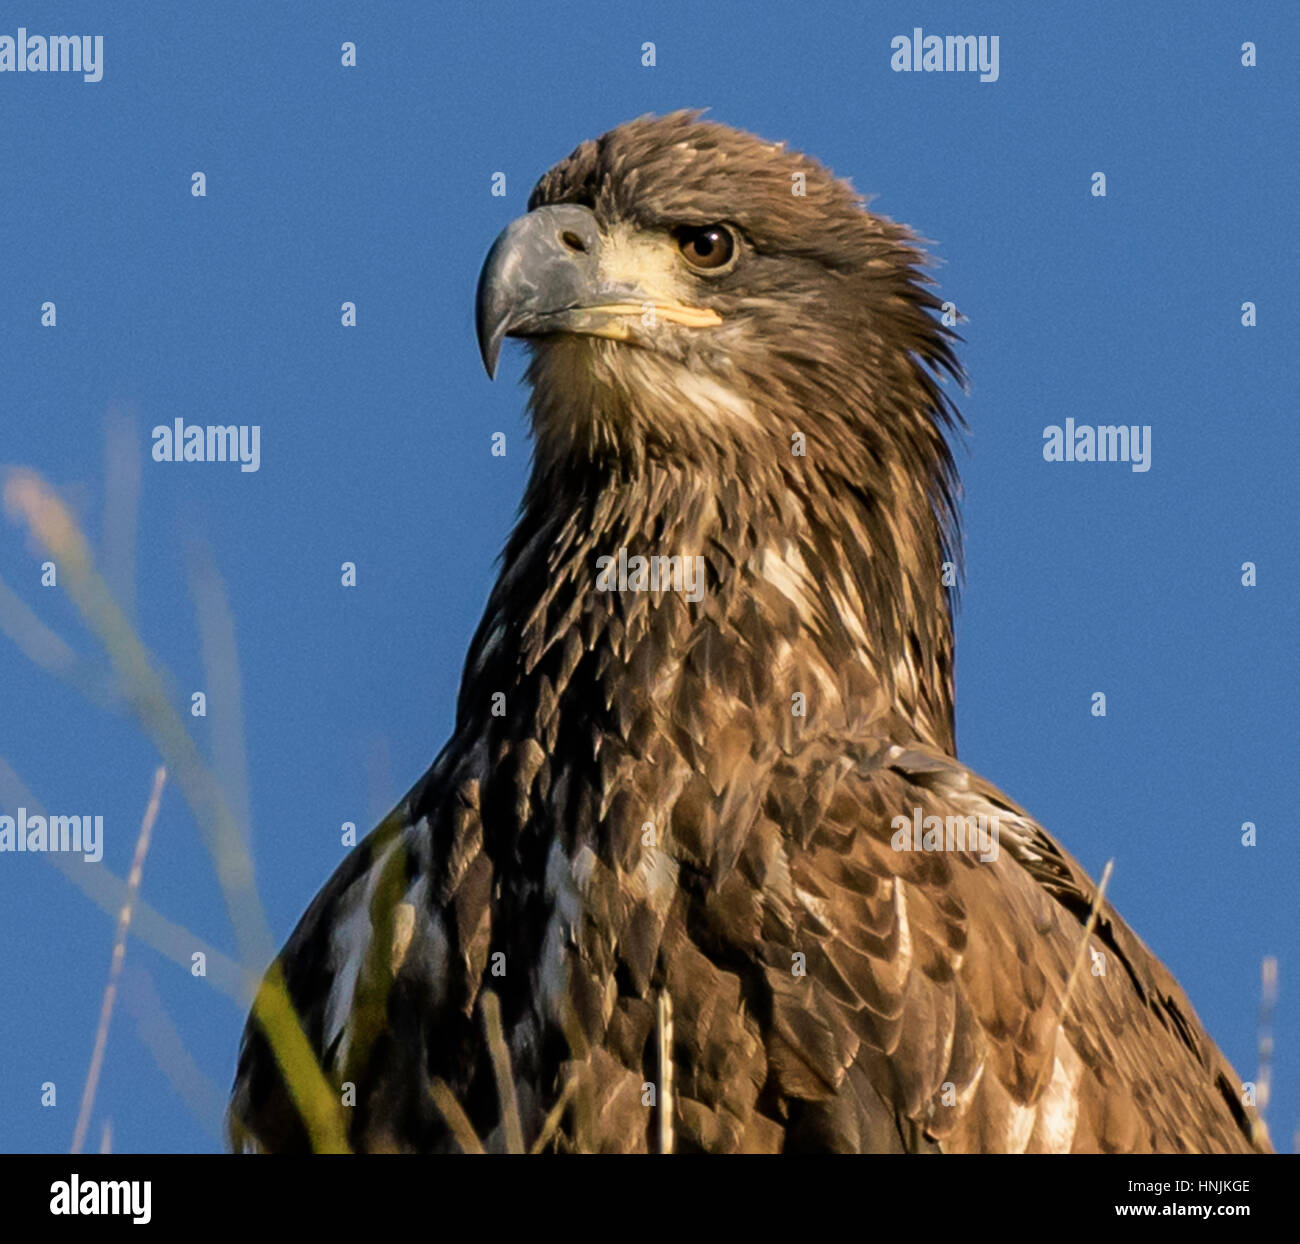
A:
[{"left": 560, "top": 231, "right": 587, "bottom": 253}]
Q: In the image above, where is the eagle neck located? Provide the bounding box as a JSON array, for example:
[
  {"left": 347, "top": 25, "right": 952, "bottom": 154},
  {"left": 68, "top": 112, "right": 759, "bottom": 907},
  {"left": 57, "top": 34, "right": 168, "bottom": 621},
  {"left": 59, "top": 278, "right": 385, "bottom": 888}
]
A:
[{"left": 454, "top": 453, "right": 956, "bottom": 756}]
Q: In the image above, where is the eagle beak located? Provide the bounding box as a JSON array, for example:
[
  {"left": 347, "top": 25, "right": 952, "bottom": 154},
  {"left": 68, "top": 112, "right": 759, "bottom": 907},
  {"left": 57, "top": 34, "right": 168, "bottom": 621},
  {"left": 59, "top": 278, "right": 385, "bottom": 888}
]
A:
[{"left": 475, "top": 204, "right": 722, "bottom": 378}]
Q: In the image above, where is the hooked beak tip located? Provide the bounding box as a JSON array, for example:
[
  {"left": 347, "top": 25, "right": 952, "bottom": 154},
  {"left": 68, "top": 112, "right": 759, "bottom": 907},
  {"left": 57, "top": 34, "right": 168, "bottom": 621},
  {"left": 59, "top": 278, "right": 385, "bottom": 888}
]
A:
[{"left": 478, "top": 329, "right": 503, "bottom": 380}]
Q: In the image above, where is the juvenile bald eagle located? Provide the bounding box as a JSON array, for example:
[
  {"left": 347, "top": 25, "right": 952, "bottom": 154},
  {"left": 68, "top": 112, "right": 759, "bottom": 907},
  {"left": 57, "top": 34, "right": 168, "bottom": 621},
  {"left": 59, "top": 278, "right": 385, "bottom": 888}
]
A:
[{"left": 230, "top": 113, "right": 1269, "bottom": 1154}]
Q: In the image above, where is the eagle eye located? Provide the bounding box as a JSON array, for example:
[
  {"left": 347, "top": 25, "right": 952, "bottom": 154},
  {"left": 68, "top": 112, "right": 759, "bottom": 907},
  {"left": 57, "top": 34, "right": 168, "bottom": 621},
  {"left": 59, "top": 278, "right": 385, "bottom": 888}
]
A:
[{"left": 674, "top": 224, "right": 736, "bottom": 271}]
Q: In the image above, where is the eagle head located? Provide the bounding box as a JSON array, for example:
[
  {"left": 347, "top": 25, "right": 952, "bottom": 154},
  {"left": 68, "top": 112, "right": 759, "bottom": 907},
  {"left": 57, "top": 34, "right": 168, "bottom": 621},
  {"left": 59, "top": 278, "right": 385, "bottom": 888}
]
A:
[{"left": 476, "top": 111, "right": 964, "bottom": 491}]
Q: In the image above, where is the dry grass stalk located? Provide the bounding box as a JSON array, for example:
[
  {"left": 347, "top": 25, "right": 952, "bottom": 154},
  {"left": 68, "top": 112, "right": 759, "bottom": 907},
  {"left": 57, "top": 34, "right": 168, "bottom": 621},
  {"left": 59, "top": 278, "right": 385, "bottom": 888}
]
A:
[
  {"left": 482, "top": 991, "right": 525, "bottom": 1154},
  {"left": 657, "top": 989, "right": 674, "bottom": 1154},
  {"left": 5, "top": 468, "right": 348, "bottom": 1153},
  {"left": 71, "top": 765, "right": 167, "bottom": 1154},
  {"left": 1257, "top": 955, "right": 1277, "bottom": 1117},
  {"left": 530, "top": 1074, "right": 579, "bottom": 1154},
  {"left": 1057, "top": 858, "right": 1115, "bottom": 1025},
  {"left": 429, "top": 1078, "right": 486, "bottom": 1154}
]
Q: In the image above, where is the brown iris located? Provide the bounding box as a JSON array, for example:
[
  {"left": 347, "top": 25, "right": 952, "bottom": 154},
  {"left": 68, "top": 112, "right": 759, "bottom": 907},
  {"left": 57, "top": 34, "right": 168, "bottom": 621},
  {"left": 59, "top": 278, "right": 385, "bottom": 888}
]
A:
[{"left": 675, "top": 224, "right": 736, "bottom": 270}]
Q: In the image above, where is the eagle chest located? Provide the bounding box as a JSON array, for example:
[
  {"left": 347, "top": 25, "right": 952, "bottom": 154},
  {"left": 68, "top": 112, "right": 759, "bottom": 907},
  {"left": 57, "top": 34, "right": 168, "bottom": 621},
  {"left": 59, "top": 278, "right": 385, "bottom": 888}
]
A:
[{"left": 459, "top": 699, "right": 782, "bottom": 1149}]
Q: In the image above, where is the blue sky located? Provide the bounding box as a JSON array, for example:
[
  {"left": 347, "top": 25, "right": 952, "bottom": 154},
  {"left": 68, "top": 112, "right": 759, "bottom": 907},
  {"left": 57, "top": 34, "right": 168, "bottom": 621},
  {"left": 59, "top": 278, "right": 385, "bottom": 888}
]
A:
[{"left": 0, "top": 1, "right": 1295, "bottom": 1154}]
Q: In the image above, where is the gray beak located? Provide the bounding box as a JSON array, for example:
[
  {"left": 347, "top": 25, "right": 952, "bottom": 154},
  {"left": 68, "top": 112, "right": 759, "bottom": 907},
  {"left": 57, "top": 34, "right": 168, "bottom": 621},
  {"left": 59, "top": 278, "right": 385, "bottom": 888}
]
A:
[
  {"left": 475, "top": 204, "right": 725, "bottom": 378},
  {"left": 475, "top": 204, "right": 608, "bottom": 379}
]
